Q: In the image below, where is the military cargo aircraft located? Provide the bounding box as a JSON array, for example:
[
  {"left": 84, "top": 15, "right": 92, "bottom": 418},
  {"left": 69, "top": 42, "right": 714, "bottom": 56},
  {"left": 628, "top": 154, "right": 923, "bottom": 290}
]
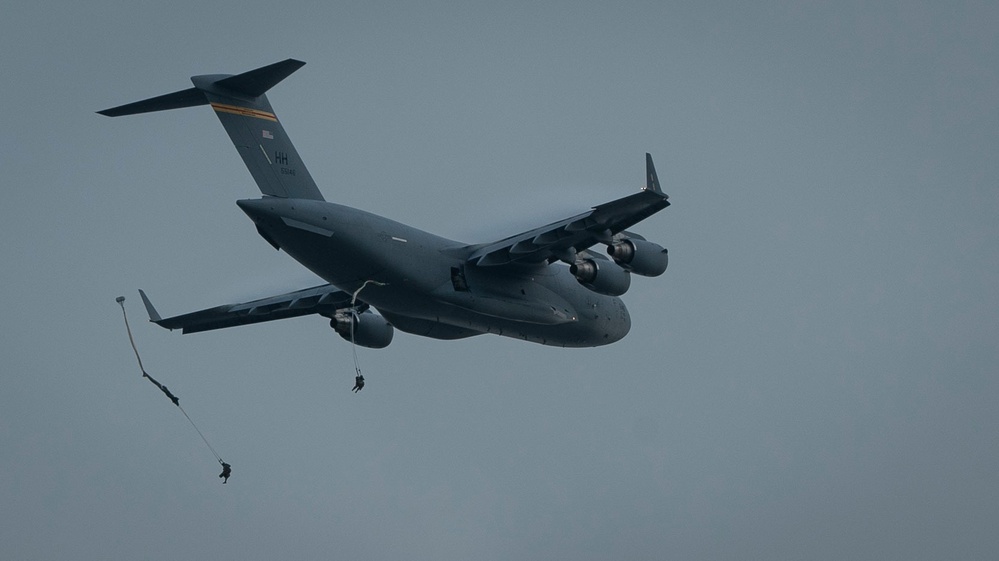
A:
[{"left": 100, "top": 59, "right": 671, "bottom": 348}]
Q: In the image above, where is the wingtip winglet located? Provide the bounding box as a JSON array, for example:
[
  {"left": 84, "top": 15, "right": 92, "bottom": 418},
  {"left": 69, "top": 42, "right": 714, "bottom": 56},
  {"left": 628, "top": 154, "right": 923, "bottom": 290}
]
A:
[
  {"left": 97, "top": 86, "right": 208, "bottom": 117},
  {"left": 645, "top": 153, "right": 665, "bottom": 196},
  {"left": 138, "top": 289, "right": 163, "bottom": 323}
]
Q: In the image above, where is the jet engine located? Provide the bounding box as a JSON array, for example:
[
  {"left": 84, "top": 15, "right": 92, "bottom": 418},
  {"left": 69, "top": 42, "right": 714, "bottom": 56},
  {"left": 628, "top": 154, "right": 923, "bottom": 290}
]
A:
[
  {"left": 607, "top": 238, "right": 668, "bottom": 277},
  {"left": 331, "top": 309, "right": 394, "bottom": 348},
  {"left": 569, "top": 258, "right": 631, "bottom": 296}
]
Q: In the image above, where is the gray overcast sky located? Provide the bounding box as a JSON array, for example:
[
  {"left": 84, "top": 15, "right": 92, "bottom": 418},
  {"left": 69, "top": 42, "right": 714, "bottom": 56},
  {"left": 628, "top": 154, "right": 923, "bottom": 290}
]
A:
[{"left": 2, "top": 1, "right": 997, "bottom": 559}]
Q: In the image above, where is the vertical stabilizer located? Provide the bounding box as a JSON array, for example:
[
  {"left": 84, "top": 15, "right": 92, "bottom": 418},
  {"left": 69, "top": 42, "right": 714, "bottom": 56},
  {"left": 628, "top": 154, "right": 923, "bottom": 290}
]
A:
[{"left": 99, "top": 59, "right": 325, "bottom": 201}]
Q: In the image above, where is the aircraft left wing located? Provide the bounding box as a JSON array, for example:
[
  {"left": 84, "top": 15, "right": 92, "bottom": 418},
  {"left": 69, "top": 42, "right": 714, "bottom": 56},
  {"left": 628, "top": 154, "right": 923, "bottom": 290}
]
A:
[
  {"left": 138, "top": 284, "right": 356, "bottom": 334},
  {"left": 467, "top": 153, "right": 670, "bottom": 267}
]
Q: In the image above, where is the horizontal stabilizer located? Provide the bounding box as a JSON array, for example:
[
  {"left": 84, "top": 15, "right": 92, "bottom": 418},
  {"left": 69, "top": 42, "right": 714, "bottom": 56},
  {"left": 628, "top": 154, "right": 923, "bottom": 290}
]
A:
[
  {"left": 214, "top": 59, "right": 306, "bottom": 98},
  {"left": 97, "top": 87, "right": 208, "bottom": 117},
  {"left": 98, "top": 59, "right": 306, "bottom": 117}
]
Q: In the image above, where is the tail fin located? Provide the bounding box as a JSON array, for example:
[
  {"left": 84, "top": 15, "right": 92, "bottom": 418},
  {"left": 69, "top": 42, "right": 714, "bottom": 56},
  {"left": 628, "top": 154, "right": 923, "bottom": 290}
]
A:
[{"left": 99, "top": 59, "right": 324, "bottom": 201}]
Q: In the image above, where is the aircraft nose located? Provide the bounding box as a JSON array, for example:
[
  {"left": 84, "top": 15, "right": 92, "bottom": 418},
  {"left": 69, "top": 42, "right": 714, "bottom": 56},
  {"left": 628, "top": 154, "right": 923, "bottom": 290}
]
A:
[{"left": 606, "top": 298, "right": 631, "bottom": 343}]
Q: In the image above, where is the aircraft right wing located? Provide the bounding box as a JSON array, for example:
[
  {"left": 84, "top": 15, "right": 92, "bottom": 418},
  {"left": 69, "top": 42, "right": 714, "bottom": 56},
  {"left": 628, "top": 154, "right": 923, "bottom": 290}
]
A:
[
  {"left": 465, "top": 153, "right": 670, "bottom": 267},
  {"left": 138, "top": 284, "right": 356, "bottom": 334}
]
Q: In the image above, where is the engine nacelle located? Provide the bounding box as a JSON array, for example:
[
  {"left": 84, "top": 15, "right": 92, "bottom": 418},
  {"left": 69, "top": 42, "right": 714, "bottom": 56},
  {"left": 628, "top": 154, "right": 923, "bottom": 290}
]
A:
[
  {"left": 569, "top": 258, "right": 631, "bottom": 296},
  {"left": 331, "top": 310, "right": 394, "bottom": 349},
  {"left": 607, "top": 238, "right": 668, "bottom": 277}
]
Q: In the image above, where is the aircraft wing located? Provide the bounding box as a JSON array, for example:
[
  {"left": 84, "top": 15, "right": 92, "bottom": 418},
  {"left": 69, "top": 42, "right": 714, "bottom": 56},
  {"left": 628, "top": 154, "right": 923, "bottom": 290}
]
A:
[
  {"left": 138, "top": 284, "right": 356, "bottom": 334},
  {"left": 467, "top": 154, "right": 670, "bottom": 267}
]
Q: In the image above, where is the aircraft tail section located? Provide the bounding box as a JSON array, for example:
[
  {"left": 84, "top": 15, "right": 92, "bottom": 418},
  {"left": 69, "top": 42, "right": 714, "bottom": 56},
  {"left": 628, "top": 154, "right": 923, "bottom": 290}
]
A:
[{"left": 99, "top": 59, "right": 324, "bottom": 201}]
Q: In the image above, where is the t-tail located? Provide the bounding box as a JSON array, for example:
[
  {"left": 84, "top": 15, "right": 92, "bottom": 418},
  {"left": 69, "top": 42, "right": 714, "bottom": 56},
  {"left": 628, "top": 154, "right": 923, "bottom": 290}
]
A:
[{"left": 98, "top": 59, "right": 324, "bottom": 201}]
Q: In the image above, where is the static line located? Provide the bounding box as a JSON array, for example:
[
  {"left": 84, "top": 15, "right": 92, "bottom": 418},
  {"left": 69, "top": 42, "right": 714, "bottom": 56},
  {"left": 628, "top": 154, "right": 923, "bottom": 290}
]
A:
[
  {"left": 349, "top": 280, "right": 387, "bottom": 380},
  {"left": 116, "top": 295, "right": 226, "bottom": 467}
]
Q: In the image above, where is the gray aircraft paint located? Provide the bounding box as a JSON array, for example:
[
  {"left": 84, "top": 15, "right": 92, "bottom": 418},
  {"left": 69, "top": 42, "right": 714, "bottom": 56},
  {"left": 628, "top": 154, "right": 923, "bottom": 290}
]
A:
[{"left": 99, "top": 59, "right": 669, "bottom": 348}]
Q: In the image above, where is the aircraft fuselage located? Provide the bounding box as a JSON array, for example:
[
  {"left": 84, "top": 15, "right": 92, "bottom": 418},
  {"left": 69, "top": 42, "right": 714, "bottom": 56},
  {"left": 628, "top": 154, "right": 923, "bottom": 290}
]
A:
[{"left": 236, "top": 197, "right": 631, "bottom": 346}]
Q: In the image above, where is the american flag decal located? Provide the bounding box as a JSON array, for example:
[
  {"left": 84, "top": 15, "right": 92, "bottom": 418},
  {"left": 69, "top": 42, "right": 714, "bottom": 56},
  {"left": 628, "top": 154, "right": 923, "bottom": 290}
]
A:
[{"left": 262, "top": 130, "right": 274, "bottom": 139}]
